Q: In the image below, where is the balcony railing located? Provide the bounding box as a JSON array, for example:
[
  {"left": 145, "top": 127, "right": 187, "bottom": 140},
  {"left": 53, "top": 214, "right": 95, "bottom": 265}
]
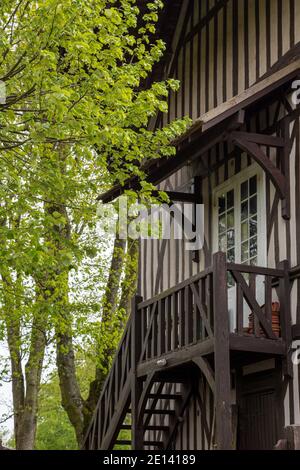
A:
[{"left": 84, "top": 253, "right": 291, "bottom": 450}]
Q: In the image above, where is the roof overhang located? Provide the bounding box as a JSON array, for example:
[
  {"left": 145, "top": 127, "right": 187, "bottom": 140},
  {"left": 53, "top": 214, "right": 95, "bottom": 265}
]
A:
[{"left": 99, "top": 57, "right": 300, "bottom": 204}]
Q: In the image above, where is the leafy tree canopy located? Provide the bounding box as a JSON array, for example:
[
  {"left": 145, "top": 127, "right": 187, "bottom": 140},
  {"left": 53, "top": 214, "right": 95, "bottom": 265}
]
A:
[{"left": 0, "top": 0, "right": 189, "bottom": 449}]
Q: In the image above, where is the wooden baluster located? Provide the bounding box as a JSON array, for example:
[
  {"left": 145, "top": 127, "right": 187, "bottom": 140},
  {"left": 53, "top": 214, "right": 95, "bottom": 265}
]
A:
[
  {"left": 264, "top": 275, "right": 272, "bottom": 324},
  {"left": 152, "top": 304, "right": 158, "bottom": 359},
  {"left": 236, "top": 282, "right": 243, "bottom": 334},
  {"left": 192, "top": 282, "right": 198, "bottom": 342},
  {"left": 147, "top": 306, "right": 151, "bottom": 361},
  {"left": 179, "top": 288, "right": 185, "bottom": 347},
  {"left": 158, "top": 299, "right": 166, "bottom": 356},
  {"left": 185, "top": 285, "right": 193, "bottom": 345},
  {"left": 126, "top": 338, "right": 130, "bottom": 376},
  {"left": 141, "top": 308, "right": 145, "bottom": 359},
  {"left": 249, "top": 273, "right": 259, "bottom": 337},
  {"left": 200, "top": 277, "right": 206, "bottom": 339},
  {"left": 166, "top": 296, "right": 172, "bottom": 353},
  {"left": 207, "top": 273, "right": 214, "bottom": 332},
  {"left": 172, "top": 292, "right": 179, "bottom": 350}
]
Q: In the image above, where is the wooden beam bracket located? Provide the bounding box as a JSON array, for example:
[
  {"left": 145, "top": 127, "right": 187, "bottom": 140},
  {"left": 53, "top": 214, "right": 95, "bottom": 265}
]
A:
[{"left": 229, "top": 131, "right": 290, "bottom": 220}]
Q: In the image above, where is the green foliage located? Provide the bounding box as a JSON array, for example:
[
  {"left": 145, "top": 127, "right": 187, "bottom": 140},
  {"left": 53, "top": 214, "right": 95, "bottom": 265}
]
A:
[
  {"left": 0, "top": 0, "right": 189, "bottom": 448},
  {"left": 36, "top": 354, "right": 95, "bottom": 450},
  {"left": 35, "top": 378, "right": 77, "bottom": 450}
]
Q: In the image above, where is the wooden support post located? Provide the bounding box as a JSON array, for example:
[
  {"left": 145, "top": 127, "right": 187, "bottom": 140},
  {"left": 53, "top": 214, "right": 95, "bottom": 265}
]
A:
[
  {"left": 278, "top": 260, "right": 293, "bottom": 377},
  {"left": 192, "top": 175, "right": 202, "bottom": 263},
  {"left": 212, "top": 252, "right": 233, "bottom": 450},
  {"left": 281, "top": 118, "right": 291, "bottom": 220},
  {"left": 131, "top": 294, "right": 144, "bottom": 450}
]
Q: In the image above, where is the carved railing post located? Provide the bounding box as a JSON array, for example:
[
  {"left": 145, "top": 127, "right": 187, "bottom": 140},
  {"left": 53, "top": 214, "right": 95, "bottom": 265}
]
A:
[
  {"left": 131, "top": 294, "right": 143, "bottom": 450},
  {"left": 212, "top": 252, "right": 233, "bottom": 450}
]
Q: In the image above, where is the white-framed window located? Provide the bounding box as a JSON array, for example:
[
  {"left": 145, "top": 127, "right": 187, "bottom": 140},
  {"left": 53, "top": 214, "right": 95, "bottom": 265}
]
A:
[{"left": 213, "top": 164, "right": 267, "bottom": 268}]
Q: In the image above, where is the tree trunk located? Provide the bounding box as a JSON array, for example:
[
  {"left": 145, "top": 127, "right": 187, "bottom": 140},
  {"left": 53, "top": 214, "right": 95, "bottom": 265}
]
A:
[
  {"left": 16, "top": 316, "right": 46, "bottom": 449},
  {"left": 2, "top": 276, "right": 48, "bottom": 449},
  {"left": 1, "top": 273, "right": 25, "bottom": 449},
  {"left": 84, "top": 236, "right": 127, "bottom": 429},
  {"left": 6, "top": 317, "right": 25, "bottom": 448},
  {"left": 56, "top": 329, "right": 86, "bottom": 447}
]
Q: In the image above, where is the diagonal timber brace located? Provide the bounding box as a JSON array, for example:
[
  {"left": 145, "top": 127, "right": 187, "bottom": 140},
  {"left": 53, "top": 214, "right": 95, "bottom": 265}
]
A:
[{"left": 230, "top": 131, "right": 290, "bottom": 220}]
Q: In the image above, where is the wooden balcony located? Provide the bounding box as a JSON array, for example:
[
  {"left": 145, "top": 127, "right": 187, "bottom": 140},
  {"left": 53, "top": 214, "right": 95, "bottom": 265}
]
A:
[{"left": 83, "top": 253, "right": 291, "bottom": 451}]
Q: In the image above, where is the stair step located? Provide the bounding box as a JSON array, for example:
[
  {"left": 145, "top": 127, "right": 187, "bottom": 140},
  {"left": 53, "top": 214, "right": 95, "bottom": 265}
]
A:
[
  {"left": 146, "top": 425, "right": 169, "bottom": 432},
  {"left": 128, "top": 409, "right": 175, "bottom": 415},
  {"left": 115, "top": 440, "right": 131, "bottom": 446},
  {"left": 115, "top": 440, "right": 164, "bottom": 448},
  {"left": 154, "top": 376, "right": 187, "bottom": 384},
  {"left": 120, "top": 424, "right": 169, "bottom": 432},
  {"left": 149, "top": 393, "right": 182, "bottom": 400},
  {"left": 145, "top": 409, "right": 175, "bottom": 415},
  {"left": 144, "top": 441, "right": 164, "bottom": 448}
]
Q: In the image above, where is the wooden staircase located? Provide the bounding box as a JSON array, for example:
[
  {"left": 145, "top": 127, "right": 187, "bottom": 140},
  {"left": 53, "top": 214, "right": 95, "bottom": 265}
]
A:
[
  {"left": 115, "top": 372, "right": 193, "bottom": 450},
  {"left": 83, "top": 253, "right": 291, "bottom": 450}
]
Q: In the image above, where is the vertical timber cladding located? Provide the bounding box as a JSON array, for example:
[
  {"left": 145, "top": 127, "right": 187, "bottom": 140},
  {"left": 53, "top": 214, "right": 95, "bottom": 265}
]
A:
[
  {"left": 138, "top": 0, "right": 300, "bottom": 446},
  {"left": 140, "top": 0, "right": 300, "bottom": 301}
]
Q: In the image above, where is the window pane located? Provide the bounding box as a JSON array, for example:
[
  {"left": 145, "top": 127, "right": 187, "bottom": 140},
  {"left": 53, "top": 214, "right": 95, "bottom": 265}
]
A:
[
  {"left": 250, "top": 176, "right": 257, "bottom": 196},
  {"left": 250, "top": 196, "right": 257, "bottom": 216},
  {"left": 241, "top": 221, "right": 248, "bottom": 242},
  {"left": 227, "top": 190, "right": 234, "bottom": 209},
  {"left": 227, "top": 229, "right": 235, "bottom": 248},
  {"left": 250, "top": 217, "right": 257, "bottom": 237},
  {"left": 227, "top": 248, "right": 235, "bottom": 262},
  {"left": 250, "top": 257, "right": 257, "bottom": 266},
  {"left": 250, "top": 236, "right": 258, "bottom": 258},
  {"left": 219, "top": 214, "right": 226, "bottom": 233},
  {"left": 241, "top": 201, "right": 248, "bottom": 221},
  {"left": 241, "top": 241, "right": 249, "bottom": 262},
  {"left": 227, "top": 210, "right": 234, "bottom": 229},
  {"left": 219, "top": 233, "right": 226, "bottom": 251},
  {"left": 218, "top": 195, "right": 226, "bottom": 214},
  {"left": 241, "top": 181, "right": 248, "bottom": 201}
]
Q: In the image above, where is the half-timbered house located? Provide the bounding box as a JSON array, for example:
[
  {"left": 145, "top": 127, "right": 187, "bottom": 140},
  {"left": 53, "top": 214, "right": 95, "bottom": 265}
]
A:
[{"left": 84, "top": 0, "right": 300, "bottom": 450}]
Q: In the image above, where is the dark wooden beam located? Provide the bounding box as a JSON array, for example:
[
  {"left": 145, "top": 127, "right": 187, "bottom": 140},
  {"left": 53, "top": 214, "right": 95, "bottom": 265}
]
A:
[
  {"left": 192, "top": 356, "right": 216, "bottom": 395},
  {"left": 230, "top": 131, "right": 285, "bottom": 147},
  {"left": 279, "top": 260, "right": 293, "bottom": 377},
  {"left": 144, "top": 425, "right": 169, "bottom": 432},
  {"left": 152, "top": 190, "right": 196, "bottom": 203},
  {"left": 212, "top": 252, "right": 233, "bottom": 450},
  {"left": 229, "top": 334, "right": 286, "bottom": 355},
  {"left": 230, "top": 126, "right": 291, "bottom": 219},
  {"left": 148, "top": 393, "right": 182, "bottom": 400},
  {"left": 144, "top": 409, "right": 175, "bottom": 415},
  {"left": 137, "top": 338, "right": 214, "bottom": 378},
  {"left": 232, "top": 137, "right": 287, "bottom": 202},
  {"left": 181, "top": 0, "right": 229, "bottom": 48}
]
